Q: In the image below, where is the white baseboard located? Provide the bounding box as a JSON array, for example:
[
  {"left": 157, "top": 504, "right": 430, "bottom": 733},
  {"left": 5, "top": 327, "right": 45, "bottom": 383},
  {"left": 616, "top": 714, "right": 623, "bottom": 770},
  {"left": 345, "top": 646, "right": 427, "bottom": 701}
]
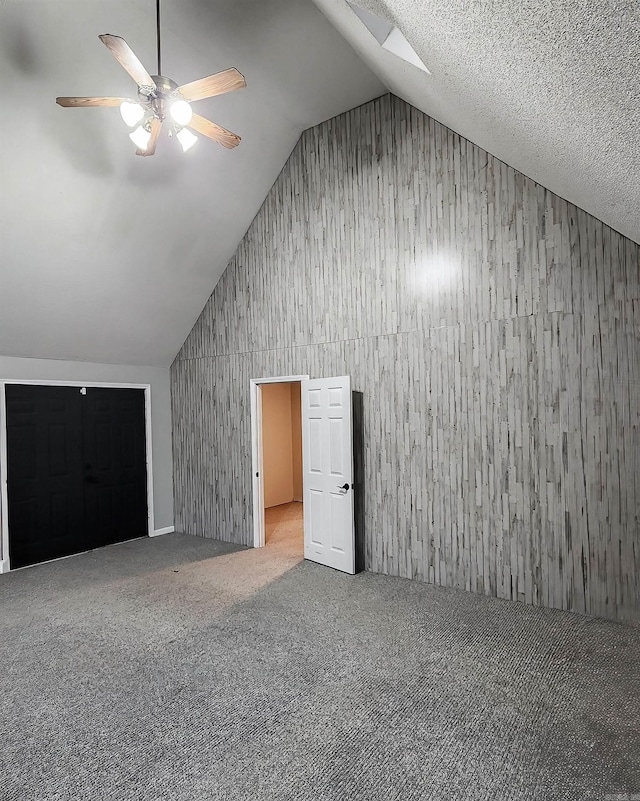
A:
[
  {"left": 151, "top": 526, "right": 175, "bottom": 538},
  {"left": 0, "top": 559, "right": 9, "bottom": 574}
]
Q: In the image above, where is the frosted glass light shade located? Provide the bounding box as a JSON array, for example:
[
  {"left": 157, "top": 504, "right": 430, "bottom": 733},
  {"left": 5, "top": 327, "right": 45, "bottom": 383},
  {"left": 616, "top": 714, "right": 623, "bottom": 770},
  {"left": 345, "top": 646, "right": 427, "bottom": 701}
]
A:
[
  {"left": 176, "top": 127, "right": 198, "bottom": 152},
  {"left": 120, "top": 101, "right": 145, "bottom": 127},
  {"left": 170, "top": 100, "right": 192, "bottom": 126},
  {"left": 129, "top": 125, "right": 151, "bottom": 150}
]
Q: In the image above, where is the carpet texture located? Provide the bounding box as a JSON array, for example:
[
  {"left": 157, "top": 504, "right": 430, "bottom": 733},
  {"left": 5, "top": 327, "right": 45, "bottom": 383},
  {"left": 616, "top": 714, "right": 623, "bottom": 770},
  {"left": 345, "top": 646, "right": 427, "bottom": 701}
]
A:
[
  {"left": 265, "top": 501, "right": 304, "bottom": 552},
  {"left": 0, "top": 531, "right": 638, "bottom": 801}
]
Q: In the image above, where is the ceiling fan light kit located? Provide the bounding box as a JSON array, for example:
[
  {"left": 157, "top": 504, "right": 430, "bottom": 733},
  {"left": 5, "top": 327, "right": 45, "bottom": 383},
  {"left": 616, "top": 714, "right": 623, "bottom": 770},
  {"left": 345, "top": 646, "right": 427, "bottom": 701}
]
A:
[
  {"left": 120, "top": 101, "right": 145, "bottom": 127},
  {"left": 129, "top": 125, "right": 152, "bottom": 151},
  {"left": 55, "top": 0, "right": 246, "bottom": 157},
  {"left": 169, "top": 99, "right": 192, "bottom": 126},
  {"left": 176, "top": 127, "right": 198, "bottom": 153}
]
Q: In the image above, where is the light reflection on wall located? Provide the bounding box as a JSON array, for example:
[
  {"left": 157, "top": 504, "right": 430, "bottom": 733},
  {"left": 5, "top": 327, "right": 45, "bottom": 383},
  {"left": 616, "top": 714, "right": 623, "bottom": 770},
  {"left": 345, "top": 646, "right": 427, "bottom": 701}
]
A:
[{"left": 415, "top": 247, "right": 461, "bottom": 296}]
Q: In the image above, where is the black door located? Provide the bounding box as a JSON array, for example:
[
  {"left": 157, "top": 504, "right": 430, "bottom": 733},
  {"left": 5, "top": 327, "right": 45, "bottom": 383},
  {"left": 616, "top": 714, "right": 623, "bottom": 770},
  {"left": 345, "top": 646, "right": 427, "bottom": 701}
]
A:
[
  {"left": 5, "top": 385, "right": 148, "bottom": 568},
  {"left": 5, "top": 386, "right": 85, "bottom": 568},
  {"left": 82, "top": 388, "right": 148, "bottom": 549}
]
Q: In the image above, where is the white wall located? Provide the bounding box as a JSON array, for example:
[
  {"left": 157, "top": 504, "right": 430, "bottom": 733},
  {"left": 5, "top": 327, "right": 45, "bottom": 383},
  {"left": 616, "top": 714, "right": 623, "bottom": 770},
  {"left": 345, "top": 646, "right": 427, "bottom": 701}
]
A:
[{"left": 0, "top": 356, "right": 174, "bottom": 561}]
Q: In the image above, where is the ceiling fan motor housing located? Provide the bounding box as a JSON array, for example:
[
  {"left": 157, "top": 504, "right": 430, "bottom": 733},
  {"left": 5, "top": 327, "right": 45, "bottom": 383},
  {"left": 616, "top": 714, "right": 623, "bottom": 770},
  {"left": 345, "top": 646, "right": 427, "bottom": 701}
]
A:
[{"left": 140, "top": 75, "right": 181, "bottom": 121}]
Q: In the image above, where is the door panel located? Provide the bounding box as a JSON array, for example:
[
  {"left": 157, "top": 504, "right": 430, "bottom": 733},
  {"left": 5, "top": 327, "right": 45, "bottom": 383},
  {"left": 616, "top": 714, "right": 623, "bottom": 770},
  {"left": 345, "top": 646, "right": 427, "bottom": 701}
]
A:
[
  {"left": 82, "top": 388, "right": 148, "bottom": 548},
  {"left": 5, "top": 385, "right": 148, "bottom": 568},
  {"left": 6, "top": 385, "right": 85, "bottom": 568},
  {"left": 302, "top": 376, "right": 355, "bottom": 574}
]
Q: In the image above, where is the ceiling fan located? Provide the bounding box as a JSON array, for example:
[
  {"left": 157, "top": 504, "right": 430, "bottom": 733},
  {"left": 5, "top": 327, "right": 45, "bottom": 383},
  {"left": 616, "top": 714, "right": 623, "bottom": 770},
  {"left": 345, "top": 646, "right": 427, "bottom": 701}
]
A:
[{"left": 55, "top": 0, "right": 246, "bottom": 156}]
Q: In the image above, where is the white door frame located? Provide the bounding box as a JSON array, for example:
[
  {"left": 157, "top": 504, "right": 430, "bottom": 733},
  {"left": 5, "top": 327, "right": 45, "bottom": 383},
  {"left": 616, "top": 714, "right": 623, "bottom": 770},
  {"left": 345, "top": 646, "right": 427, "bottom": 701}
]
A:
[
  {"left": 0, "top": 380, "right": 154, "bottom": 573},
  {"left": 250, "top": 374, "right": 309, "bottom": 548}
]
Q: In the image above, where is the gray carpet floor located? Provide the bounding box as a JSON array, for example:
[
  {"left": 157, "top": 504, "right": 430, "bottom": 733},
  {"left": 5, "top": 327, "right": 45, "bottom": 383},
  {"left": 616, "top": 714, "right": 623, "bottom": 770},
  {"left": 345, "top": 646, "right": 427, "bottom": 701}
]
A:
[{"left": 1, "top": 531, "right": 638, "bottom": 801}]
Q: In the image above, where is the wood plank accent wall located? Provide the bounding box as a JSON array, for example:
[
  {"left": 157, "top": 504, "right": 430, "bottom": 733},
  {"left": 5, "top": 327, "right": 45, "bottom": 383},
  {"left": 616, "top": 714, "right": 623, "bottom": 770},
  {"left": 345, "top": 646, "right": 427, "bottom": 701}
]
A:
[{"left": 171, "top": 94, "right": 640, "bottom": 623}]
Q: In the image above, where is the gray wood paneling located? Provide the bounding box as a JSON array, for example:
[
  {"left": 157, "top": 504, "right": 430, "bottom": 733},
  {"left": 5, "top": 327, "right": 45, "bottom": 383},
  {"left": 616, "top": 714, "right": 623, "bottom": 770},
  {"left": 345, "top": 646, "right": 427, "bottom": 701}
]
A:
[{"left": 171, "top": 94, "right": 640, "bottom": 623}]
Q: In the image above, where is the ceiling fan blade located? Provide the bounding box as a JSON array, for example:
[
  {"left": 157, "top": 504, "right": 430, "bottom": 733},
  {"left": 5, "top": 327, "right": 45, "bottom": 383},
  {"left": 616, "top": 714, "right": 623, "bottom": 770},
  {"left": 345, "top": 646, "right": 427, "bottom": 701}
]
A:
[
  {"left": 177, "top": 68, "right": 246, "bottom": 102},
  {"left": 188, "top": 113, "right": 241, "bottom": 149},
  {"left": 99, "top": 34, "right": 156, "bottom": 92},
  {"left": 136, "top": 117, "right": 162, "bottom": 157},
  {"left": 56, "top": 96, "right": 129, "bottom": 108}
]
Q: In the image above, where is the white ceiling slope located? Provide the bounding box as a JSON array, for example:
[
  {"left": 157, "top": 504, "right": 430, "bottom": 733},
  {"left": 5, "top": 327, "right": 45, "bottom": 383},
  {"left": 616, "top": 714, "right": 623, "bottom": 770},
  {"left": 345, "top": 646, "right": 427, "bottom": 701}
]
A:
[
  {"left": 0, "top": 0, "right": 384, "bottom": 366},
  {"left": 314, "top": 0, "right": 640, "bottom": 246}
]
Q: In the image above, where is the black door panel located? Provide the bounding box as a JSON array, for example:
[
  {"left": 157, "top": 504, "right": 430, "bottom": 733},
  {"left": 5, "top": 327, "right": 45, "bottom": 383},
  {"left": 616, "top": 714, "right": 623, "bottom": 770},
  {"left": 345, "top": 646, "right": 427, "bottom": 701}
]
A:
[
  {"left": 82, "top": 388, "right": 147, "bottom": 548},
  {"left": 6, "top": 386, "right": 85, "bottom": 568}
]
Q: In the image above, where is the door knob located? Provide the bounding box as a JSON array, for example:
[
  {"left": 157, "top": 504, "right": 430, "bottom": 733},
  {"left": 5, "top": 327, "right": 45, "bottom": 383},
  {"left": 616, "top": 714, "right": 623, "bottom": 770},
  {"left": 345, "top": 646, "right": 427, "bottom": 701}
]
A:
[{"left": 338, "top": 483, "right": 350, "bottom": 491}]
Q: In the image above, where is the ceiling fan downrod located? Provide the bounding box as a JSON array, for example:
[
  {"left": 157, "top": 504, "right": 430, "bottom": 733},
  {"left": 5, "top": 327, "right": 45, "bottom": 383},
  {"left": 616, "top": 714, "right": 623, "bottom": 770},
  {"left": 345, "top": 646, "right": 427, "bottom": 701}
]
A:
[{"left": 156, "top": 0, "right": 162, "bottom": 77}]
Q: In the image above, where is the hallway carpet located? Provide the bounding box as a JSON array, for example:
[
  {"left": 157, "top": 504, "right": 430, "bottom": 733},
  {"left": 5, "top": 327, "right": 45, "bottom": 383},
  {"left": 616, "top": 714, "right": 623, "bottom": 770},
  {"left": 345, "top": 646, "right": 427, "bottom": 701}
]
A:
[
  {"left": 1, "top": 532, "right": 638, "bottom": 800},
  {"left": 265, "top": 501, "right": 303, "bottom": 552}
]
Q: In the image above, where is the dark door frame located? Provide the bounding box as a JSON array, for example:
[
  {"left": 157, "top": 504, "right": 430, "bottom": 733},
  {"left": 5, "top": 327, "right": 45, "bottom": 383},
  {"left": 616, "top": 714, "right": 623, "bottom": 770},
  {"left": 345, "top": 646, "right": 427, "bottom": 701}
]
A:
[{"left": 0, "top": 380, "right": 154, "bottom": 572}]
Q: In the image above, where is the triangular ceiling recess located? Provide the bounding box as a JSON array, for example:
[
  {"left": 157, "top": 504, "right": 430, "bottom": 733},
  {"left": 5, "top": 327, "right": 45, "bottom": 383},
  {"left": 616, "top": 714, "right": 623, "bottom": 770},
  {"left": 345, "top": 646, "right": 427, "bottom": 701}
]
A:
[{"left": 347, "top": 2, "right": 430, "bottom": 73}]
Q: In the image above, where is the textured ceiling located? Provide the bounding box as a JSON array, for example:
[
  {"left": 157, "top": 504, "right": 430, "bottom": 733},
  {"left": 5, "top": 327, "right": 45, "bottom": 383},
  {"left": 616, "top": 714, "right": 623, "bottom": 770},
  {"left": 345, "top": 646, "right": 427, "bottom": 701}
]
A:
[
  {"left": 314, "top": 0, "right": 640, "bottom": 247},
  {"left": 0, "top": 0, "right": 383, "bottom": 366}
]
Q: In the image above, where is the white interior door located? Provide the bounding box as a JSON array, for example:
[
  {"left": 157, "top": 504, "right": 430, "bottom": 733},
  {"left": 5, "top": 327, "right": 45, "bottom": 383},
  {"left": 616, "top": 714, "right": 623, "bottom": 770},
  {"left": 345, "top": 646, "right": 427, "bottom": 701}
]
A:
[{"left": 302, "top": 376, "right": 355, "bottom": 574}]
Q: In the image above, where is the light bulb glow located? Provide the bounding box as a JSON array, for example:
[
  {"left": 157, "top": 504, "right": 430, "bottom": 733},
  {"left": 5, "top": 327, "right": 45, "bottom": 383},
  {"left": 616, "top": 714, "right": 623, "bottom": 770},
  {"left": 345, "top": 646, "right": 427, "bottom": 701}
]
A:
[
  {"left": 129, "top": 125, "right": 151, "bottom": 150},
  {"left": 176, "top": 127, "right": 198, "bottom": 152},
  {"left": 170, "top": 99, "right": 193, "bottom": 126},
  {"left": 120, "top": 101, "right": 145, "bottom": 127}
]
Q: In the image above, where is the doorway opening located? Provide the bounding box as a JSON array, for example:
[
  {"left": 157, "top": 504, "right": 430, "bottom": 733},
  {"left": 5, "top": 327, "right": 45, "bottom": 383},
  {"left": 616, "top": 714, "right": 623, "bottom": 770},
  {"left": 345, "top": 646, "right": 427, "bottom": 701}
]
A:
[
  {"left": 262, "top": 381, "right": 303, "bottom": 554},
  {"left": 250, "top": 375, "right": 309, "bottom": 552},
  {"left": 251, "top": 373, "right": 356, "bottom": 574}
]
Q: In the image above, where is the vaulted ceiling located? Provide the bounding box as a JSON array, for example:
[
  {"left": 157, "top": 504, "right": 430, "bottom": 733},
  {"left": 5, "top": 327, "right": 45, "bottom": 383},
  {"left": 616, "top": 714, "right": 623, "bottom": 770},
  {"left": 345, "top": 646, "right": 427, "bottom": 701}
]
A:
[
  {"left": 1, "top": 0, "right": 637, "bottom": 367},
  {"left": 0, "top": 0, "right": 383, "bottom": 366}
]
